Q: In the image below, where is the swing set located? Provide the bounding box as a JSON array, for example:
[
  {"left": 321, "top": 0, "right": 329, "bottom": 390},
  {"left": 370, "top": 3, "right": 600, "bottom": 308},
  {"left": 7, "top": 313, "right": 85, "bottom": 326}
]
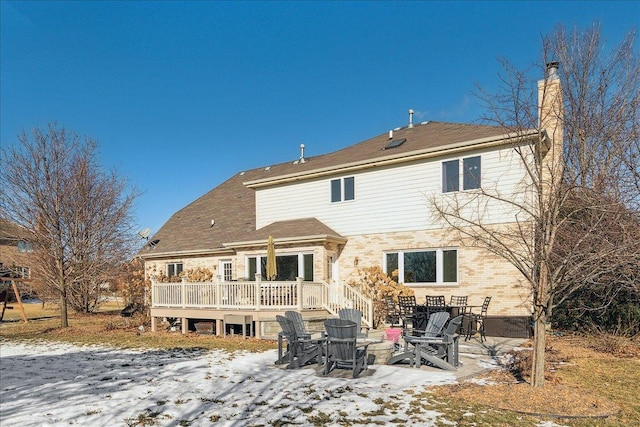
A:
[{"left": 0, "top": 278, "right": 29, "bottom": 323}]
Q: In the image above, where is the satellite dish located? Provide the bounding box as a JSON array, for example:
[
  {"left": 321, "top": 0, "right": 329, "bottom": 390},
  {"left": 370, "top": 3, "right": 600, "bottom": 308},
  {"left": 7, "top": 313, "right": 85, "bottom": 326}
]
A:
[{"left": 138, "top": 228, "right": 151, "bottom": 240}]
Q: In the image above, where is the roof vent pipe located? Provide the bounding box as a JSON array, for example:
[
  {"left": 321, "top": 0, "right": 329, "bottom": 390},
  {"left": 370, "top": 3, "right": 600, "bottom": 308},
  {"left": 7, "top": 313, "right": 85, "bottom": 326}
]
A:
[
  {"left": 408, "top": 109, "right": 414, "bottom": 128},
  {"left": 299, "top": 143, "right": 306, "bottom": 163},
  {"left": 389, "top": 130, "right": 393, "bottom": 139}
]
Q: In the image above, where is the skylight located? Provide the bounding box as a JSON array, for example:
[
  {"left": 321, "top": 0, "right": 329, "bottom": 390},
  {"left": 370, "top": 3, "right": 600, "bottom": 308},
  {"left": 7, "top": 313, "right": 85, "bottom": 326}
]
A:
[{"left": 384, "top": 138, "right": 406, "bottom": 150}]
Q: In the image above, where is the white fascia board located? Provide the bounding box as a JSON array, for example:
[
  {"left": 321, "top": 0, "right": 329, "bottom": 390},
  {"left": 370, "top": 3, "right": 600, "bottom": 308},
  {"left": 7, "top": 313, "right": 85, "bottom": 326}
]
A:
[
  {"left": 224, "top": 234, "right": 348, "bottom": 249},
  {"left": 244, "top": 130, "right": 538, "bottom": 188},
  {"left": 138, "top": 247, "right": 235, "bottom": 260}
]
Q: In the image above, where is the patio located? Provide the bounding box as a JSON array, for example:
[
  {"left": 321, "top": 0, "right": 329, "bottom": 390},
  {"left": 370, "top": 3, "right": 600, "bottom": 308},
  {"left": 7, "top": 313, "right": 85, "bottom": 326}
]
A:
[{"left": 278, "top": 329, "right": 528, "bottom": 379}]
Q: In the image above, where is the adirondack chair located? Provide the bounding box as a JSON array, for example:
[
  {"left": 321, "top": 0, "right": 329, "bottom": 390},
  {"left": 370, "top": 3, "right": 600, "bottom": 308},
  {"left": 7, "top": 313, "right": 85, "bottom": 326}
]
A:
[
  {"left": 413, "top": 315, "right": 464, "bottom": 370},
  {"left": 284, "top": 311, "right": 312, "bottom": 340},
  {"left": 275, "top": 315, "right": 322, "bottom": 369},
  {"left": 323, "top": 318, "right": 371, "bottom": 378},
  {"left": 387, "top": 311, "right": 450, "bottom": 367},
  {"left": 338, "top": 308, "right": 370, "bottom": 339}
]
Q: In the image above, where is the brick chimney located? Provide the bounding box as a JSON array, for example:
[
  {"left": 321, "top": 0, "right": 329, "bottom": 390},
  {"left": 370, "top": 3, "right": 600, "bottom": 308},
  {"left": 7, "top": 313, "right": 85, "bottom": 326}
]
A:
[{"left": 538, "top": 61, "right": 564, "bottom": 193}]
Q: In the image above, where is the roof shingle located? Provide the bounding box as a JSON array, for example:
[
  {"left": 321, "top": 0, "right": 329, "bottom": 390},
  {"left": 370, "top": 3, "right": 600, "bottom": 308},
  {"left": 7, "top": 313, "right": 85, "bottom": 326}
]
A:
[{"left": 140, "top": 121, "right": 507, "bottom": 256}]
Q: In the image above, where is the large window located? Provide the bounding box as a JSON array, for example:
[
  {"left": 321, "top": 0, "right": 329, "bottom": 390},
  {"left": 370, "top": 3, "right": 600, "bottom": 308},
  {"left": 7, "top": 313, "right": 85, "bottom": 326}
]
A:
[
  {"left": 247, "top": 253, "right": 314, "bottom": 281},
  {"left": 442, "top": 156, "right": 481, "bottom": 192},
  {"left": 331, "top": 176, "right": 355, "bottom": 202},
  {"left": 384, "top": 249, "right": 457, "bottom": 284}
]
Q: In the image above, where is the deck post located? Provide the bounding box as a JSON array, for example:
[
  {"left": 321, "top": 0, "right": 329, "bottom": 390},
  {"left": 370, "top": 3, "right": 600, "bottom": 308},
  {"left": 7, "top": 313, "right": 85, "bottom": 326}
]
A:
[
  {"left": 181, "top": 317, "right": 188, "bottom": 334},
  {"left": 296, "top": 277, "right": 303, "bottom": 310},
  {"left": 181, "top": 277, "right": 186, "bottom": 308},
  {"left": 255, "top": 274, "right": 261, "bottom": 310},
  {"left": 215, "top": 275, "right": 221, "bottom": 308},
  {"left": 151, "top": 316, "right": 157, "bottom": 332},
  {"left": 150, "top": 278, "right": 157, "bottom": 307}
]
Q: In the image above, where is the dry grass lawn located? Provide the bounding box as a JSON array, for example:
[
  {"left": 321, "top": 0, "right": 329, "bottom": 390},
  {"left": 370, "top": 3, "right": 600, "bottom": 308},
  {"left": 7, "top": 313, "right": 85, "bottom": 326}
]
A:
[{"left": 431, "top": 334, "right": 640, "bottom": 426}]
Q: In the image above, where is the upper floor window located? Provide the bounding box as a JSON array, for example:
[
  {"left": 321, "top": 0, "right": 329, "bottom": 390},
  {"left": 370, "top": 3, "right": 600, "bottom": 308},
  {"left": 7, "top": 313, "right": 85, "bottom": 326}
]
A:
[
  {"left": 331, "top": 176, "right": 355, "bottom": 203},
  {"left": 17, "top": 241, "right": 33, "bottom": 253},
  {"left": 442, "top": 156, "right": 481, "bottom": 192},
  {"left": 167, "top": 262, "right": 183, "bottom": 279},
  {"left": 384, "top": 248, "right": 457, "bottom": 285}
]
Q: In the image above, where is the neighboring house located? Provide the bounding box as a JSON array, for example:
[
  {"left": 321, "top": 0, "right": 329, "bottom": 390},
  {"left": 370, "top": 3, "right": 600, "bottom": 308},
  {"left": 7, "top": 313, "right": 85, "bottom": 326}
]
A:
[
  {"left": 140, "top": 66, "right": 562, "bottom": 338},
  {"left": 0, "top": 219, "right": 33, "bottom": 282}
]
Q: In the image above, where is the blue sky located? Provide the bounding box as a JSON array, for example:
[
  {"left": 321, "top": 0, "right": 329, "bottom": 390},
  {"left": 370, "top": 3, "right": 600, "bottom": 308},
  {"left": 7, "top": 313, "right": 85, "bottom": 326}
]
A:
[{"left": 1, "top": 1, "right": 638, "bottom": 238}]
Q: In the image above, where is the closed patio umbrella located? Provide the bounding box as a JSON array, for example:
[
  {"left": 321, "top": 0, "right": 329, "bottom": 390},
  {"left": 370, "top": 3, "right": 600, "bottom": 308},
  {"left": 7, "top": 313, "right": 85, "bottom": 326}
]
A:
[{"left": 266, "top": 235, "right": 277, "bottom": 280}]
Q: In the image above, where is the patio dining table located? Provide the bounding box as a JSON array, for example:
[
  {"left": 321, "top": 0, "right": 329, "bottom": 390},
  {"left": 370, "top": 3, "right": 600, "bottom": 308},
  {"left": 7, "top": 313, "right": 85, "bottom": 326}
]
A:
[{"left": 414, "top": 305, "right": 469, "bottom": 332}]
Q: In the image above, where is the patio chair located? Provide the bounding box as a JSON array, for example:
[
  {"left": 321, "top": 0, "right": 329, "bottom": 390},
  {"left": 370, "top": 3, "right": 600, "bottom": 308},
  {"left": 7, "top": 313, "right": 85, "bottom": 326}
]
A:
[
  {"left": 398, "top": 295, "right": 417, "bottom": 328},
  {"left": 413, "top": 315, "right": 464, "bottom": 370},
  {"left": 383, "top": 296, "right": 401, "bottom": 327},
  {"left": 448, "top": 295, "right": 468, "bottom": 314},
  {"left": 425, "top": 295, "right": 446, "bottom": 316},
  {"left": 387, "top": 311, "right": 450, "bottom": 367},
  {"left": 275, "top": 315, "right": 322, "bottom": 369},
  {"left": 465, "top": 296, "right": 491, "bottom": 342},
  {"left": 447, "top": 295, "right": 468, "bottom": 332},
  {"left": 323, "top": 318, "right": 371, "bottom": 378},
  {"left": 284, "top": 310, "right": 312, "bottom": 340},
  {"left": 338, "top": 308, "right": 370, "bottom": 339}
]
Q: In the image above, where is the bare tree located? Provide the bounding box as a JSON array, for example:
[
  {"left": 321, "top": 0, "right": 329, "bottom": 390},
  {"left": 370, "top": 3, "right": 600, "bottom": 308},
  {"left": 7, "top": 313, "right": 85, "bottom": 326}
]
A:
[
  {"left": 0, "top": 124, "right": 139, "bottom": 326},
  {"left": 430, "top": 25, "right": 639, "bottom": 387}
]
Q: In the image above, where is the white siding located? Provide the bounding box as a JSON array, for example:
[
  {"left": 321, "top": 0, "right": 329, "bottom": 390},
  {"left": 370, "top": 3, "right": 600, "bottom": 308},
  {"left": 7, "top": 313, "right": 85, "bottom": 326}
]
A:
[{"left": 256, "top": 145, "right": 532, "bottom": 236}]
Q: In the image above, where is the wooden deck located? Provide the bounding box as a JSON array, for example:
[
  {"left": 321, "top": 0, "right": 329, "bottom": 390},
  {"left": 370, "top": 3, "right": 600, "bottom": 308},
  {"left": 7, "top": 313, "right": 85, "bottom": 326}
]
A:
[{"left": 149, "top": 277, "right": 373, "bottom": 338}]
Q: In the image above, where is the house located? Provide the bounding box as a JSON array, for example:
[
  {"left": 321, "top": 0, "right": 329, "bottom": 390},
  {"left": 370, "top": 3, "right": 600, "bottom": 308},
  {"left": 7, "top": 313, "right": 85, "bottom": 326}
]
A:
[
  {"left": 140, "top": 65, "right": 562, "bottom": 339},
  {"left": 0, "top": 219, "right": 33, "bottom": 282},
  {"left": 1, "top": 219, "right": 35, "bottom": 315}
]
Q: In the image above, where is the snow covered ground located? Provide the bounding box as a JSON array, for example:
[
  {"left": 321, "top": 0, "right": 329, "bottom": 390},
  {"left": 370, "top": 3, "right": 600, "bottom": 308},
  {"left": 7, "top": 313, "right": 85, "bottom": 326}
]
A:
[
  {"left": 0, "top": 339, "right": 463, "bottom": 426},
  {"left": 0, "top": 339, "right": 566, "bottom": 427}
]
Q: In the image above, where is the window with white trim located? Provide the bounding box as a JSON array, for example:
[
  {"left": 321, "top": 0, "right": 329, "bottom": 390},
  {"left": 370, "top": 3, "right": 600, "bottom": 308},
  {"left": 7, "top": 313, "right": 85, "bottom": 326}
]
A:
[
  {"left": 247, "top": 253, "right": 314, "bottom": 281},
  {"left": 221, "top": 260, "right": 233, "bottom": 281},
  {"left": 167, "top": 262, "right": 183, "bottom": 278},
  {"left": 331, "top": 176, "right": 355, "bottom": 202},
  {"left": 442, "top": 156, "right": 481, "bottom": 192},
  {"left": 384, "top": 249, "right": 457, "bottom": 284}
]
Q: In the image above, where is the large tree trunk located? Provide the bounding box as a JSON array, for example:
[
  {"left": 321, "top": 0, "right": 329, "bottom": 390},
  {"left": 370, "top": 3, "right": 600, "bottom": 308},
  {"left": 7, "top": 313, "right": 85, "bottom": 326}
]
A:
[
  {"left": 59, "top": 290, "right": 69, "bottom": 328},
  {"left": 531, "top": 308, "right": 547, "bottom": 387},
  {"left": 59, "top": 265, "right": 69, "bottom": 327}
]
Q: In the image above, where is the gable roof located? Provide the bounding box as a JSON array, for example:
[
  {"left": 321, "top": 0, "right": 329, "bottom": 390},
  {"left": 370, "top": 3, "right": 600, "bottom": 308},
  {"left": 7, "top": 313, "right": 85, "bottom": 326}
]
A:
[
  {"left": 140, "top": 121, "right": 517, "bottom": 258},
  {"left": 225, "top": 218, "right": 346, "bottom": 248},
  {"left": 244, "top": 121, "right": 525, "bottom": 188}
]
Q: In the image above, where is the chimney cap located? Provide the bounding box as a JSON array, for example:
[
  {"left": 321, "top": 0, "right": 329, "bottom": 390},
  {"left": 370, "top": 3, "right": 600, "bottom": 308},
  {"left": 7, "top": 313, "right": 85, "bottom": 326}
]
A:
[{"left": 546, "top": 61, "right": 560, "bottom": 79}]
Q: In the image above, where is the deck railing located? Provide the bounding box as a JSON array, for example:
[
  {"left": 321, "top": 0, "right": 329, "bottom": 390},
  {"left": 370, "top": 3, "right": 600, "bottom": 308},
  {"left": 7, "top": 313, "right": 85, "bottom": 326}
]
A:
[{"left": 151, "top": 275, "right": 373, "bottom": 326}]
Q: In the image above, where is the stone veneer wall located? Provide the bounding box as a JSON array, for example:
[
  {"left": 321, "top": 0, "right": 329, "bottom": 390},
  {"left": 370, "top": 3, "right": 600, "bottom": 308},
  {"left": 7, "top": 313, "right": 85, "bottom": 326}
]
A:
[
  {"left": 337, "top": 228, "right": 532, "bottom": 317},
  {"left": 143, "top": 226, "right": 533, "bottom": 317}
]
